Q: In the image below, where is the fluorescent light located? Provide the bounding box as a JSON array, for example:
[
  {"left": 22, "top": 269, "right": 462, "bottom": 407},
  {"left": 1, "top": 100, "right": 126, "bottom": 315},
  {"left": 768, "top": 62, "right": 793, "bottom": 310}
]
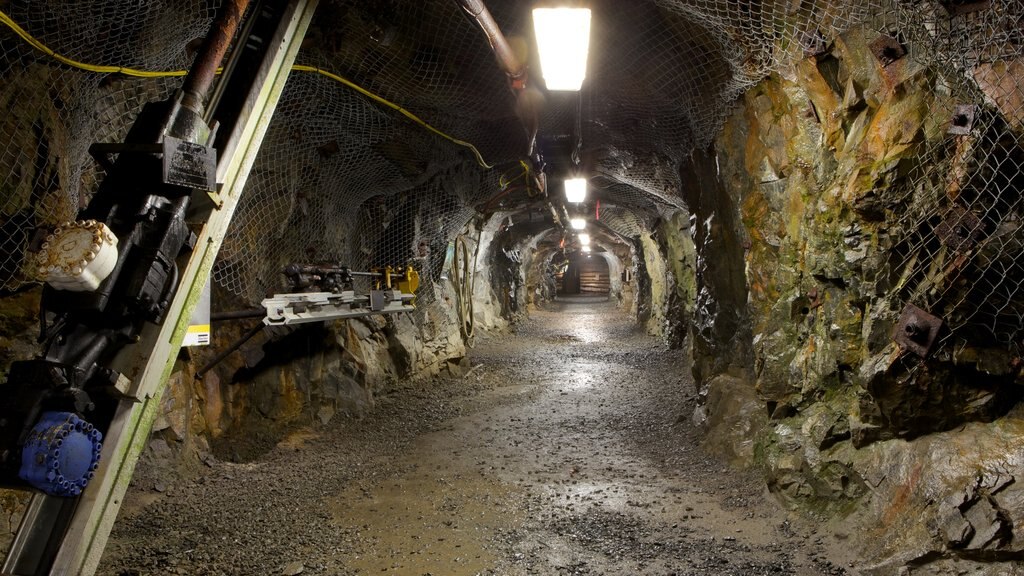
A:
[
  {"left": 582, "top": 245, "right": 592, "bottom": 253},
  {"left": 578, "top": 233, "right": 590, "bottom": 245},
  {"left": 570, "top": 218, "right": 587, "bottom": 230},
  {"left": 533, "top": 8, "right": 591, "bottom": 91},
  {"left": 565, "top": 178, "right": 587, "bottom": 203}
]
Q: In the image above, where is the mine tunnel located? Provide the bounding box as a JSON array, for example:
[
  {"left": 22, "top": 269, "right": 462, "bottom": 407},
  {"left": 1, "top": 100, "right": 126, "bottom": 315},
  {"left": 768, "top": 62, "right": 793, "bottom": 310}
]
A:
[{"left": 1, "top": 1, "right": 1023, "bottom": 574}]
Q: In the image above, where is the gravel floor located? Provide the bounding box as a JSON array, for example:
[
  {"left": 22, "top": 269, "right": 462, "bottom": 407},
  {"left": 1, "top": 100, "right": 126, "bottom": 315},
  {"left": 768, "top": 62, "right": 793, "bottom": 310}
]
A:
[{"left": 100, "top": 296, "right": 854, "bottom": 575}]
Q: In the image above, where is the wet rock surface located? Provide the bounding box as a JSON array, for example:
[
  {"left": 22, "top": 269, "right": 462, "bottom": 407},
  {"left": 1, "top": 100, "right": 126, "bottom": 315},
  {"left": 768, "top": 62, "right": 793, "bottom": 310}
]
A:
[
  {"left": 100, "top": 297, "right": 850, "bottom": 575},
  {"left": 699, "top": 22, "right": 1024, "bottom": 574}
]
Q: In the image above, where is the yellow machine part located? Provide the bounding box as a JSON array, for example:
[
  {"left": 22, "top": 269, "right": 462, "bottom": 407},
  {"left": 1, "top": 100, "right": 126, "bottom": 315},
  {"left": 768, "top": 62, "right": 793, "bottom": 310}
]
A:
[
  {"left": 398, "top": 267, "right": 420, "bottom": 295},
  {"left": 371, "top": 266, "right": 419, "bottom": 295}
]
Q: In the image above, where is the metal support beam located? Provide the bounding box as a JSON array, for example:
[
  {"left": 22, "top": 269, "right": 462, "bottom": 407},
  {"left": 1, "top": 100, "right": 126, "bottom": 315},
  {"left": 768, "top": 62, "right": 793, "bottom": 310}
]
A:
[{"left": 2, "top": 1, "right": 318, "bottom": 574}]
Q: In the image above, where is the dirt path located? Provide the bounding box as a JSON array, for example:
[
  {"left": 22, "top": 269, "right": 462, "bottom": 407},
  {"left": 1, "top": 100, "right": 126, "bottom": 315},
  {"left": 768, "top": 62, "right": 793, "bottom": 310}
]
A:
[{"left": 101, "top": 296, "right": 852, "bottom": 575}]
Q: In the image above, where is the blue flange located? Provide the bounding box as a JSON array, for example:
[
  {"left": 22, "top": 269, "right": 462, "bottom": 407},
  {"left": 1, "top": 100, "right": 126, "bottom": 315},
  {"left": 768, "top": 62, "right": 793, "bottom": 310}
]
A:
[{"left": 19, "top": 411, "right": 103, "bottom": 497}]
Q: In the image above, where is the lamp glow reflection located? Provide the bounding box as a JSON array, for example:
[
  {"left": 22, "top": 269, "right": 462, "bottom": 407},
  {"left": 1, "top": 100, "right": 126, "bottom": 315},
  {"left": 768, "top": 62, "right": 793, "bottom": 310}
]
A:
[
  {"left": 578, "top": 233, "right": 591, "bottom": 245},
  {"left": 570, "top": 218, "right": 587, "bottom": 230},
  {"left": 581, "top": 245, "right": 592, "bottom": 253},
  {"left": 565, "top": 178, "right": 587, "bottom": 203},
  {"left": 533, "top": 8, "right": 592, "bottom": 91}
]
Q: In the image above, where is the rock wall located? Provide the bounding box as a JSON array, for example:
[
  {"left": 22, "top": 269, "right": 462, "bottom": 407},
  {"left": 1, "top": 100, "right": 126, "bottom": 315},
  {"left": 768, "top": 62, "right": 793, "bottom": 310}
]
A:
[
  {"left": 144, "top": 287, "right": 469, "bottom": 469},
  {"left": 652, "top": 212, "right": 698, "bottom": 348},
  {"left": 470, "top": 214, "right": 518, "bottom": 331},
  {"left": 690, "top": 22, "right": 1024, "bottom": 572}
]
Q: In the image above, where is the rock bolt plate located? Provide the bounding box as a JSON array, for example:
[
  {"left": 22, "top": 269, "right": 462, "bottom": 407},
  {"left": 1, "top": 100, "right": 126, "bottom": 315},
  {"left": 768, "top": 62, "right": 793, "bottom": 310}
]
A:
[
  {"left": 894, "top": 304, "right": 944, "bottom": 357},
  {"left": 936, "top": 206, "right": 985, "bottom": 252}
]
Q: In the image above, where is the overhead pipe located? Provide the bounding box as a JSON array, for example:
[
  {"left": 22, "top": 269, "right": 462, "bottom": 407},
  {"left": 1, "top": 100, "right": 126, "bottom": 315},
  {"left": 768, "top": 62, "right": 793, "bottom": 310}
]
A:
[
  {"left": 196, "top": 322, "right": 265, "bottom": 378},
  {"left": 457, "top": 0, "right": 565, "bottom": 237},
  {"left": 457, "top": 0, "right": 539, "bottom": 156},
  {"left": 457, "top": 0, "right": 526, "bottom": 85},
  {"left": 180, "top": 0, "right": 251, "bottom": 116}
]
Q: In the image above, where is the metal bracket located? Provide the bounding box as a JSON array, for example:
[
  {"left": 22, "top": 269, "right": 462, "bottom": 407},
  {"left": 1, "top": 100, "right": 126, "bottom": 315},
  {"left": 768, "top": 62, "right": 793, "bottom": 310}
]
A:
[
  {"left": 869, "top": 35, "right": 906, "bottom": 67},
  {"left": 894, "top": 304, "right": 943, "bottom": 357},
  {"left": 94, "top": 368, "right": 142, "bottom": 402},
  {"left": 936, "top": 205, "right": 985, "bottom": 252},
  {"left": 947, "top": 104, "right": 977, "bottom": 135},
  {"left": 88, "top": 137, "right": 216, "bottom": 193}
]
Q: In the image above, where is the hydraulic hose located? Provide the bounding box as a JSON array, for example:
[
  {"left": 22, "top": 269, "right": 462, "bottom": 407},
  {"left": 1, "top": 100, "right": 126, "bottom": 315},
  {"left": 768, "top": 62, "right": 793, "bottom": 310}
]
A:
[{"left": 453, "top": 234, "right": 480, "bottom": 344}]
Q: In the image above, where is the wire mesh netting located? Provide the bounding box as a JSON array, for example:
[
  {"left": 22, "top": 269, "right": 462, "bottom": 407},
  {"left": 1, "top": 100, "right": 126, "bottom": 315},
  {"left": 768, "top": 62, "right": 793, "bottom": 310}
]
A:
[
  {"left": 0, "top": 1, "right": 219, "bottom": 290},
  {"left": 881, "top": 0, "right": 1024, "bottom": 346},
  {"left": 0, "top": 0, "right": 1021, "bottom": 348},
  {"left": 210, "top": 64, "right": 487, "bottom": 300}
]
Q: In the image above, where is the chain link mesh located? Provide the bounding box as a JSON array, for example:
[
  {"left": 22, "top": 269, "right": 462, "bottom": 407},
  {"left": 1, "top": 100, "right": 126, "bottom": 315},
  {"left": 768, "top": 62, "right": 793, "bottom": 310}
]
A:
[
  {"left": 0, "top": 1, "right": 219, "bottom": 290},
  {"left": 880, "top": 1, "right": 1024, "bottom": 346},
  {"left": 0, "top": 0, "right": 1021, "bottom": 348}
]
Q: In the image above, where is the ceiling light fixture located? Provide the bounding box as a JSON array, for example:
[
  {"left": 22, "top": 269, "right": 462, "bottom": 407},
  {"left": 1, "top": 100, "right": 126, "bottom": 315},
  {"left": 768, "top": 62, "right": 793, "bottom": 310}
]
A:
[
  {"left": 565, "top": 177, "right": 587, "bottom": 203},
  {"left": 582, "top": 245, "right": 592, "bottom": 253},
  {"left": 533, "top": 7, "right": 592, "bottom": 91},
  {"left": 570, "top": 218, "right": 587, "bottom": 230},
  {"left": 578, "top": 233, "right": 591, "bottom": 245}
]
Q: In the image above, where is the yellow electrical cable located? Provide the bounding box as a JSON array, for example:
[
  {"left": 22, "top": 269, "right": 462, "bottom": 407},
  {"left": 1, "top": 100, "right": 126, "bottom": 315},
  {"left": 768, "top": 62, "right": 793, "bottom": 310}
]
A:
[
  {"left": 0, "top": 10, "right": 188, "bottom": 78},
  {"left": 0, "top": 9, "right": 494, "bottom": 169},
  {"left": 291, "top": 66, "right": 493, "bottom": 169},
  {"left": 499, "top": 159, "right": 530, "bottom": 189}
]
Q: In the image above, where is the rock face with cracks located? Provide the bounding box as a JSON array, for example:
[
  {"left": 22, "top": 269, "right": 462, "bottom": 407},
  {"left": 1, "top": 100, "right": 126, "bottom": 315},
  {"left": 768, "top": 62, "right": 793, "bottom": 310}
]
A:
[
  {"left": 1, "top": 3, "right": 1024, "bottom": 575},
  {"left": 687, "top": 24, "right": 1024, "bottom": 573}
]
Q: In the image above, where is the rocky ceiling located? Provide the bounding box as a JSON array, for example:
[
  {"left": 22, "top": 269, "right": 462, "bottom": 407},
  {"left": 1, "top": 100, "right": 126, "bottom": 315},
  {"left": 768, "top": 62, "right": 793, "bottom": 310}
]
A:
[
  {"left": 320, "top": 2, "right": 873, "bottom": 174},
  {"left": 0, "top": 0, "right": 918, "bottom": 302},
  {"left": 289, "top": 0, "right": 881, "bottom": 259}
]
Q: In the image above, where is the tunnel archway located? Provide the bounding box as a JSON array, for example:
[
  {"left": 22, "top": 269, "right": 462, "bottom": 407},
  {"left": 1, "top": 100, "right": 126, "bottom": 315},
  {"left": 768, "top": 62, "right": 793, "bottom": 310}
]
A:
[
  {"left": 558, "top": 250, "right": 611, "bottom": 296},
  {"left": 1, "top": 2, "right": 1023, "bottom": 574}
]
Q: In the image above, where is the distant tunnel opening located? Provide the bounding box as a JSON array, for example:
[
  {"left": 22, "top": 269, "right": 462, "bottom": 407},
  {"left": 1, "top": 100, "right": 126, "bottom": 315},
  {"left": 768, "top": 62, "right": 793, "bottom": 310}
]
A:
[{"left": 558, "top": 252, "right": 611, "bottom": 296}]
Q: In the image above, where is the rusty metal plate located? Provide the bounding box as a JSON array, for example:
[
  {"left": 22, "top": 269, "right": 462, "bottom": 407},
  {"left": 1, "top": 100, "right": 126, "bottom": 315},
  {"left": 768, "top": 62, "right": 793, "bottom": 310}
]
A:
[
  {"left": 869, "top": 35, "right": 906, "bottom": 67},
  {"left": 936, "top": 206, "right": 985, "bottom": 252},
  {"left": 939, "top": 1, "right": 991, "bottom": 16},
  {"left": 948, "top": 104, "right": 977, "bottom": 135},
  {"left": 894, "top": 304, "right": 944, "bottom": 357}
]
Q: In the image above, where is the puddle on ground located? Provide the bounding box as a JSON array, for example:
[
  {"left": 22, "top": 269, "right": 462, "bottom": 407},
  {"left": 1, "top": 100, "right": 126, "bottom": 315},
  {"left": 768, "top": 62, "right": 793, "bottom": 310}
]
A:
[
  {"left": 546, "top": 333, "right": 581, "bottom": 343},
  {"left": 328, "top": 454, "right": 524, "bottom": 574}
]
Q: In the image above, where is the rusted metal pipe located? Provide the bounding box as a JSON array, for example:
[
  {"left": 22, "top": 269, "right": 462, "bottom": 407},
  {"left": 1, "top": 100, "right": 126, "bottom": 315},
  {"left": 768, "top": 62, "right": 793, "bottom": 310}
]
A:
[
  {"left": 457, "top": 0, "right": 526, "bottom": 85},
  {"left": 457, "top": 0, "right": 539, "bottom": 155},
  {"left": 181, "top": 0, "right": 251, "bottom": 115}
]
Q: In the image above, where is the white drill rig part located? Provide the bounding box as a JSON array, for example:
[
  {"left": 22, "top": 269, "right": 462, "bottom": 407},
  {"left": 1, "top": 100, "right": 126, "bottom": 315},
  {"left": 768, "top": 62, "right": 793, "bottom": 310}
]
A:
[
  {"left": 262, "top": 290, "right": 415, "bottom": 326},
  {"left": 34, "top": 220, "right": 119, "bottom": 292}
]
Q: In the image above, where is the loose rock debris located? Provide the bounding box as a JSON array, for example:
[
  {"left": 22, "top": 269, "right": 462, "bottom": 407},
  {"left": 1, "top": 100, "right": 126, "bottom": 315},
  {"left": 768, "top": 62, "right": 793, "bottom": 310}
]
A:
[{"left": 100, "top": 296, "right": 853, "bottom": 575}]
